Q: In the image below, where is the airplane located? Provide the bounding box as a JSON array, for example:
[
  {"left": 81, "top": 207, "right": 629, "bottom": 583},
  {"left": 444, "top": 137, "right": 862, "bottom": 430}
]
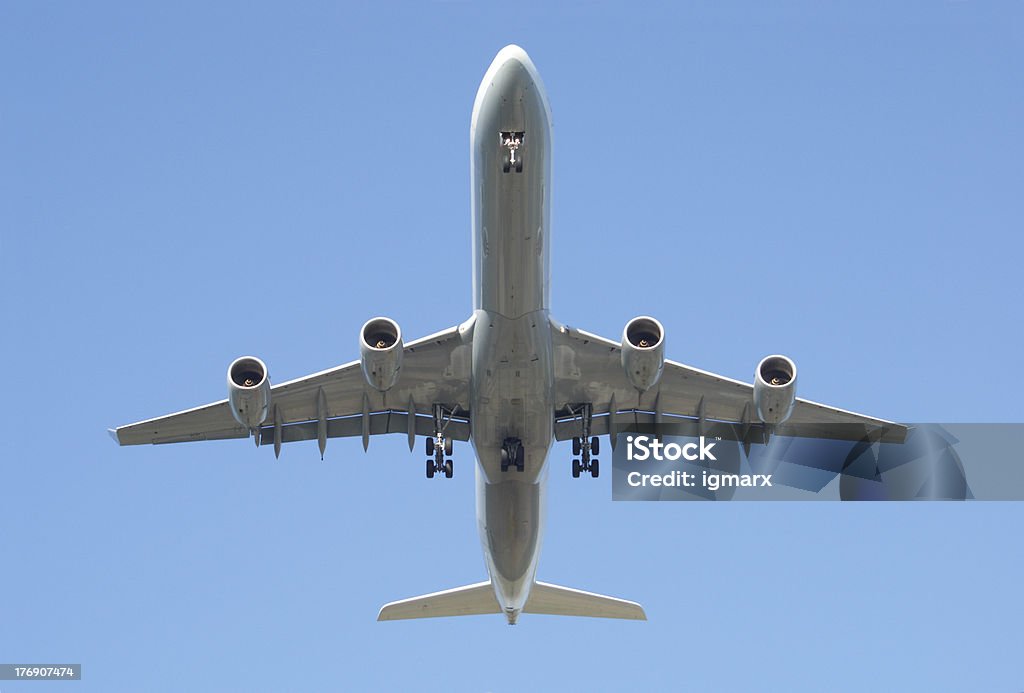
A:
[{"left": 110, "top": 45, "right": 907, "bottom": 624}]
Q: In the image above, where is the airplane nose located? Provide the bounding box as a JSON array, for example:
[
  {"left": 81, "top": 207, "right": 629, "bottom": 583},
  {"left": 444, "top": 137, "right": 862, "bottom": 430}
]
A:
[
  {"left": 494, "top": 57, "right": 531, "bottom": 90},
  {"left": 488, "top": 44, "right": 533, "bottom": 74},
  {"left": 493, "top": 44, "right": 532, "bottom": 69},
  {"left": 487, "top": 47, "right": 538, "bottom": 102},
  {"left": 472, "top": 45, "right": 552, "bottom": 136}
]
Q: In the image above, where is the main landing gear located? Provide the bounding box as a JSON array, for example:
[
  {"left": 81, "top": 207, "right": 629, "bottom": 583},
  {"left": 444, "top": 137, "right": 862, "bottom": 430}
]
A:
[
  {"left": 500, "top": 437, "right": 525, "bottom": 473},
  {"left": 425, "top": 403, "right": 456, "bottom": 479},
  {"left": 572, "top": 437, "right": 600, "bottom": 479},
  {"left": 425, "top": 435, "right": 453, "bottom": 479},
  {"left": 569, "top": 403, "right": 600, "bottom": 479}
]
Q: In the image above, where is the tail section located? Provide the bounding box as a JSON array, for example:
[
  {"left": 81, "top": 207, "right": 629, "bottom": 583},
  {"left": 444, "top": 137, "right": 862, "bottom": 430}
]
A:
[
  {"left": 377, "top": 580, "right": 646, "bottom": 622},
  {"left": 377, "top": 581, "right": 500, "bottom": 621},
  {"left": 523, "top": 581, "right": 647, "bottom": 620}
]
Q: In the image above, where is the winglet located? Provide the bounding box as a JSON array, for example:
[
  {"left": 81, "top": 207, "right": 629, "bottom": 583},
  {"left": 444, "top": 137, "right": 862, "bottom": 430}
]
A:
[{"left": 107, "top": 428, "right": 121, "bottom": 445}]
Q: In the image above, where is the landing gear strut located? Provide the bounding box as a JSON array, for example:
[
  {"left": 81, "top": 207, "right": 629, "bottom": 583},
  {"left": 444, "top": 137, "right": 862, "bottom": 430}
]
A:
[
  {"left": 500, "top": 437, "right": 525, "bottom": 473},
  {"left": 568, "top": 403, "right": 600, "bottom": 478},
  {"left": 500, "top": 131, "right": 525, "bottom": 173},
  {"left": 425, "top": 403, "right": 457, "bottom": 479}
]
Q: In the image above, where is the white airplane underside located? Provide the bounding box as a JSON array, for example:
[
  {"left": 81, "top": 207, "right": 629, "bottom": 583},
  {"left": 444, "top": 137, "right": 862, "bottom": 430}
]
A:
[{"left": 111, "top": 46, "right": 906, "bottom": 625}]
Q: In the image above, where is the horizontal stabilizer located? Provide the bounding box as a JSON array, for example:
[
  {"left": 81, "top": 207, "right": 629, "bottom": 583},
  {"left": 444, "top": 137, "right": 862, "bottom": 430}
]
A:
[
  {"left": 377, "top": 581, "right": 500, "bottom": 621},
  {"left": 523, "top": 581, "right": 647, "bottom": 620}
]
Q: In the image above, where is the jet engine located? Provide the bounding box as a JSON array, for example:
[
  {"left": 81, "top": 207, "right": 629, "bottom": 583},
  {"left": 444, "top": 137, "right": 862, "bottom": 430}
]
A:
[
  {"left": 360, "top": 317, "right": 403, "bottom": 391},
  {"left": 753, "top": 354, "right": 797, "bottom": 425},
  {"left": 621, "top": 316, "right": 665, "bottom": 391},
  {"left": 227, "top": 356, "right": 271, "bottom": 429}
]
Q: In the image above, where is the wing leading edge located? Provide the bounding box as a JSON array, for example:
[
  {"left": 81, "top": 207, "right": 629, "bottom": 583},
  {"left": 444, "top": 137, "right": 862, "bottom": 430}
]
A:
[
  {"left": 111, "top": 321, "right": 474, "bottom": 448},
  {"left": 551, "top": 319, "right": 907, "bottom": 445}
]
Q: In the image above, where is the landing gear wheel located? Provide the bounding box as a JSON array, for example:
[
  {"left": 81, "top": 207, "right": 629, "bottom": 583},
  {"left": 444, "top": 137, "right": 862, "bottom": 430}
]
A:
[
  {"left": 426, "top": 459, "right": 435, "bottom": 479},
  {"left": 515, "top": 160, "right": 523, "bottom": 173},
  {"left": 502, "top": 161, "right": 511, "bottom": 173},
  {"left": 572, "top": 437, "right": 582, "bottom": 456},
  {"left": 444, "top": 437, "right": 453, "bottom": 456},
  {"left": 591, "top": 436, "right": 600, "bottom": 456},
  {"left": 444, "top": 460, "right": 453, "bottom": 479},
  {"left": 591, "top": 459, "right": 600, "bottom": 478},
  {"left": 516, "top": 445, "right": 525, "bottom": 472},
  {"left": 500, "top": 448, "right": 510, "bottom": 472},
  {"left": 426, "top": 437, "right": 435, "bottom": 456},
  {"left": 572, "top": 459, "right": 581, "bottom": 478}
]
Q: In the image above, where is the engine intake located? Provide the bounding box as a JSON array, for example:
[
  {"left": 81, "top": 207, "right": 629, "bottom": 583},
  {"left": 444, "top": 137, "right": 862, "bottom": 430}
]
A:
[
  {"left": 621, "top": 316, "right": 665, "bottom": 391},
  {"left": 753, "top": 354, "right": 797, "bottom": 425},
  {"left": 227, "top": 356, "right": 271, "bottom": 429},
  {"left": 360, "top": 317, "right": 403, "bottom": 391}
]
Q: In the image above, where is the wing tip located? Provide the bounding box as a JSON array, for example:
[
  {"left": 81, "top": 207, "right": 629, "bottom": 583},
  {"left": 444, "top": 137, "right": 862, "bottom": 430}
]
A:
[
  {"left": 376, "top": 601, "right": 400, "bottom": 621},
  {"left": 107, "top": 428, "right": 122, "bottom": 445}
]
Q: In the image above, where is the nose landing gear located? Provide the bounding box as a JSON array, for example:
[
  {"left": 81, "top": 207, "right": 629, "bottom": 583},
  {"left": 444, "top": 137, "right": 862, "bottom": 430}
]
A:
[{"left": 500, "top": 131, "right": 525, "bottom": 173}]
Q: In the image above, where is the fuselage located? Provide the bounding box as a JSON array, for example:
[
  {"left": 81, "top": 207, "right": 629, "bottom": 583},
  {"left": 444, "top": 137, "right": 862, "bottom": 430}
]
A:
[{"left": 468, "top": 45, "right": 554, "bottom": 622}]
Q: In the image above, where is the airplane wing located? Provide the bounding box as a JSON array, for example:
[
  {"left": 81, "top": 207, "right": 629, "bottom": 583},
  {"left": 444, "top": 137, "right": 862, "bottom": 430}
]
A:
[
  {"left": 550, "top": 320, "right": 906, "bottom": 445},
  {"left": 111, "top": 323, "right": 473, "bottom": 450}
]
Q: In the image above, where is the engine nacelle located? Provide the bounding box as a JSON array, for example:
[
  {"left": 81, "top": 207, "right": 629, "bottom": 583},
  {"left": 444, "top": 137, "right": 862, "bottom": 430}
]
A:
[
  {"left": 621, "top": 316, "right": 665, "bottom": 391},
  {"left": 753, "top": 354, "right": 797, "bottom": 425},
  {"left": 360, "top": 317, "right": 403, "bottom": 391},
  {"left": 227, "top": 356, "right": 271, "bottom": 429}
]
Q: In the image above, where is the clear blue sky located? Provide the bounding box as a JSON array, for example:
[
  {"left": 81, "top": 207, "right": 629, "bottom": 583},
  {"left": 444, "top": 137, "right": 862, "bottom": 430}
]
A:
[{"left": 2, "top": 2, "right": 1022, "bottom": 691}]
